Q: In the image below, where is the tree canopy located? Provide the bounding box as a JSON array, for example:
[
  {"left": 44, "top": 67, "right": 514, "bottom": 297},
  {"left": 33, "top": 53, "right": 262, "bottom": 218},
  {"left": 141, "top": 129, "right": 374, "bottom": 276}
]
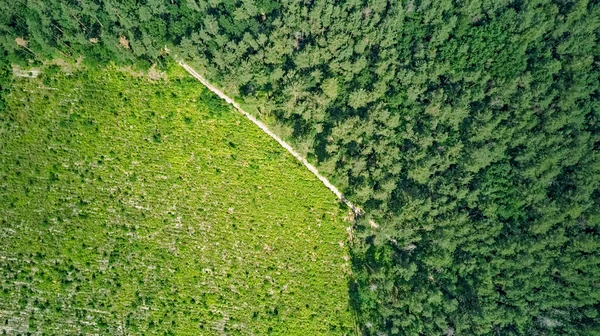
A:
[{"left": 1, "top": 0, "right": 599, "bottom": 334}]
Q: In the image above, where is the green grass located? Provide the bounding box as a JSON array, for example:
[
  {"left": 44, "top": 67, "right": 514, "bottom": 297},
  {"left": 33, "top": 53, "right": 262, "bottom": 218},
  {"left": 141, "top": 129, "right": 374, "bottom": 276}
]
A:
[{"left": 0, "top": 65, "right": 356, "bottom": 335}]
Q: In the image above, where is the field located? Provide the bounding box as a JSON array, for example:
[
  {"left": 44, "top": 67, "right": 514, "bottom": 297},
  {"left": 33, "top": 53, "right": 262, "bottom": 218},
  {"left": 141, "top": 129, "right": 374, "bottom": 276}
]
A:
[{"left": 0, "top": 65, "right": 356, "bottom": 335}]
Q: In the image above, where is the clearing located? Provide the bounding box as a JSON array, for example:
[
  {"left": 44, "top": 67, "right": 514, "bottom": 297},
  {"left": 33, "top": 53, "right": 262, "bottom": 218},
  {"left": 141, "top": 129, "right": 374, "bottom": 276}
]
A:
[{"left": 0, "top": 65, "right": 355, "bottom": 335}]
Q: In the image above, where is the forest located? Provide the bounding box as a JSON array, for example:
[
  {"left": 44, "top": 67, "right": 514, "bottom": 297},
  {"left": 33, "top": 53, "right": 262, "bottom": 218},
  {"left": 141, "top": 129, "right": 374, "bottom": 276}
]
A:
[{"left": 1, "top": 0, "right": 599, "bottom": 335}]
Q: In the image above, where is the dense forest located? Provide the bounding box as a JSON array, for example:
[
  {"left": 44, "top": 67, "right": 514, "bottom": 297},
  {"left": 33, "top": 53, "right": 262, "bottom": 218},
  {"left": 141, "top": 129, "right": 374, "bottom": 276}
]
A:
[{"left": 1, "top": 0, "right": 599, "bottom": 335}]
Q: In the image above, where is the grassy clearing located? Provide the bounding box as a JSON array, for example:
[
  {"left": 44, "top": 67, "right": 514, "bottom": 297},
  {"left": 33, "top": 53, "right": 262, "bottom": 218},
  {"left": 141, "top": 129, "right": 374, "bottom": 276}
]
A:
[{"left": 0, "top": 65, "right": 355, "bottom": 335}]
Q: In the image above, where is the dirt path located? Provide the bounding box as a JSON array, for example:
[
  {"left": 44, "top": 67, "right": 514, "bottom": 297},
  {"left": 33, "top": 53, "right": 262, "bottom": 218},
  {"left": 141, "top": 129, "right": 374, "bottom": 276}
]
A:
[{"left": 178, "top": 61, "right": 363, "bottom": 216}]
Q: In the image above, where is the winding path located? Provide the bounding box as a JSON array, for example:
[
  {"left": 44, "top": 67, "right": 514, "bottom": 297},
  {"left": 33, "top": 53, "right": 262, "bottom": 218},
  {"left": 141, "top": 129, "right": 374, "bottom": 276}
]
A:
[{"left": 178, "top": 61, "right": 363, "bottom": 216}]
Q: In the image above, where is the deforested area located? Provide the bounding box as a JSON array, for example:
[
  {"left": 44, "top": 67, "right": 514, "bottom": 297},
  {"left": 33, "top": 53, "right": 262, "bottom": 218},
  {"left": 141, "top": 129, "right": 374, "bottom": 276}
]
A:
[{"left": 0, "top": 65, "right": 355, "bottom": 335}]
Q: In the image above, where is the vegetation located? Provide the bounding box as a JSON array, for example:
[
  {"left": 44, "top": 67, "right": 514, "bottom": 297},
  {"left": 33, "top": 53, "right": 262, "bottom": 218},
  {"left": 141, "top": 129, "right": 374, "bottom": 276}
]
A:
[
  {"left": 0, "top": 65, "right": 355, "bottom": 335},
  {"left": 1, "top": 0, "right": 599, "bottom": 335}
]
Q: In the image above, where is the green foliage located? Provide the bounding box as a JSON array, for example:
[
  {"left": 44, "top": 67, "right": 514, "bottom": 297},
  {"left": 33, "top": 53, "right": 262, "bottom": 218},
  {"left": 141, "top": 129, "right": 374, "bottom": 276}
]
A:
[
  {"left": 0, "top": 66, "right": 355, "bottom": 335},
  {"left": 1, "top": 0, "right": 599, "bottom": 334}
]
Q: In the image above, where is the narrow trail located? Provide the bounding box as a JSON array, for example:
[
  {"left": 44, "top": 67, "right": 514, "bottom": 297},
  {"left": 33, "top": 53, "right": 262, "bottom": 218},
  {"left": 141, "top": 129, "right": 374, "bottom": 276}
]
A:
[{"left": 178, "top": 61, "right": 363, "bottom": 217}]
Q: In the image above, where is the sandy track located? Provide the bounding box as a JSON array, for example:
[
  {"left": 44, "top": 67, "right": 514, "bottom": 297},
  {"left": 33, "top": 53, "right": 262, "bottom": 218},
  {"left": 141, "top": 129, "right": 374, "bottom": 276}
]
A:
[{"left": 178, "top": 61, "right": 363, "bottom": 217}]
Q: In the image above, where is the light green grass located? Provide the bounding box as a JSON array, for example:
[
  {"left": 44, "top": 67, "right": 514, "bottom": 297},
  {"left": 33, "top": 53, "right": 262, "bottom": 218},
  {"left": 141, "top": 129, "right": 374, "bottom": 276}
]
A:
[{"left": 0, "top": 65, "right": 356, "bottom": 335}]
